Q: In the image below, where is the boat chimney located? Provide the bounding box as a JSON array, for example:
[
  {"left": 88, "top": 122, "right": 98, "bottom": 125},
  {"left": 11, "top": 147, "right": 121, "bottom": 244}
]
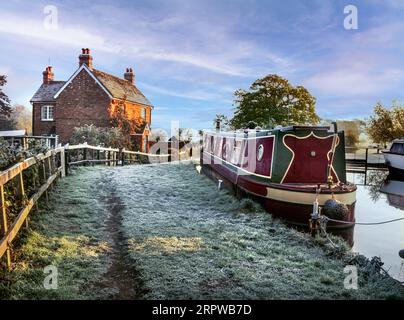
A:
[{"left": 215, "top": 119, "right": 221, "bottom": 132}]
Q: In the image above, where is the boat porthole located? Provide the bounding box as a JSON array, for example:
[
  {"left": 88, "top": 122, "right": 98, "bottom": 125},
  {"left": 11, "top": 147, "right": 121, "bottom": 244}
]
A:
[{"left": 257, "top": 144, "right": 264, "bottom": 161}]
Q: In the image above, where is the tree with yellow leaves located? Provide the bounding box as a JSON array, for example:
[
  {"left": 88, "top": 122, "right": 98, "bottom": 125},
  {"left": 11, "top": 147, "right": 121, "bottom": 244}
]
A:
[{"left": 366, "top": 103, "right": 404, "bottom": 146}]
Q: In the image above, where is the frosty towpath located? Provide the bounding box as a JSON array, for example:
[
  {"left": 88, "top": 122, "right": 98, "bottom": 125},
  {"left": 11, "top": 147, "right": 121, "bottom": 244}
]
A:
[{"left": 1, "top": 163, "right": 404, "bottom": 299}]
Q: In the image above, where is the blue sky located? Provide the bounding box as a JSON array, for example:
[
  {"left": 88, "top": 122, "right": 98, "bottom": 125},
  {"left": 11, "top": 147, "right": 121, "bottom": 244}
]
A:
[{"left": 1, "top": 0, "right": 404, "bottom": 132}]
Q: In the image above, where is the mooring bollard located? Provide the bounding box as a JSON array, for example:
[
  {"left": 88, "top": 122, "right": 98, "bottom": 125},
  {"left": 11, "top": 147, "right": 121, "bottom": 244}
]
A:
[
  {"left": 218, "top": 179, "right": 223, "bottom": 190},
  {"left": 309, "top": 198, "right": 320, "bottom": 237},
  {"left": 399, "top": 249, "right": 404, "bottom": 259}
]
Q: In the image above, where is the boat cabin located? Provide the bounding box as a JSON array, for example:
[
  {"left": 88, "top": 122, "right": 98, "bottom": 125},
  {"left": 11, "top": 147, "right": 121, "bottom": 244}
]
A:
[
  {"left": 389, "top": 139, "right": 404, "bottom": 155},
  {"left": 203, "top": 125, "right": 347, "bottom": 185}
]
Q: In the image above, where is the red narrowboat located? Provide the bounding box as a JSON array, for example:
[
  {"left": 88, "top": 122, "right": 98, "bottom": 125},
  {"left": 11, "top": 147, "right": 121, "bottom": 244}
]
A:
[{"left": 201, "top": 125, "right": 356, "bottom": 229}]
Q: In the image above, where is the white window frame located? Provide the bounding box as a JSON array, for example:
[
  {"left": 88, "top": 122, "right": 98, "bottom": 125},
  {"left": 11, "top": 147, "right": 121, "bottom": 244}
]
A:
[
  {"left": 141, "top": 107, "right": 146, "bottom": 119},
  {"left": 41, "top": 105, "right": 54, "bottom": 121}
]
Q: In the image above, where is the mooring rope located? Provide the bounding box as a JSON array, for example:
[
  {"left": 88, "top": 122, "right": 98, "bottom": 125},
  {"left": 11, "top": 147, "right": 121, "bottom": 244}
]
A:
[
  {"left": 319, "top": 225, "right": 338, "bottom": 248},
  {"left": 323, "top": 216, "right": 404, "bottom": 226}
]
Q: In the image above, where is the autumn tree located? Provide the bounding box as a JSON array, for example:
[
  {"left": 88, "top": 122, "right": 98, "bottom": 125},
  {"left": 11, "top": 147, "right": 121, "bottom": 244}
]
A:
[
  {"left": 10, "top": 104, "right": 32, "bottom": 133},
  {"left": 230, "top": 74, "right": 319, "bottom": 129},
  {"left": 337, "top": 120, "right": 360, "bottom": 147},
  {"left": 366, "top": 103, "right": 404, "bottom": 145}
]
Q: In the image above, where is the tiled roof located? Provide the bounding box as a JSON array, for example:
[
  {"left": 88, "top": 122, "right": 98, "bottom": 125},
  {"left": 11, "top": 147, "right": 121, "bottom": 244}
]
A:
[
  {"left": 30, "top": 81, "right": 66, "bottom": 102},
  {"left": 91, "top": 69, "right": 153, "bottom": 106}
]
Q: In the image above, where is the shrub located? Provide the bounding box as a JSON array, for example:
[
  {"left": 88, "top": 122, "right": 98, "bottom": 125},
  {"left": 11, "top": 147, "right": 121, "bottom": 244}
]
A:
[
  {"left": 0, "top": 138, "right": 48, "bottom": 171},
  {"left": 69, "top": 125, "right": 130, "bottom": 149}
]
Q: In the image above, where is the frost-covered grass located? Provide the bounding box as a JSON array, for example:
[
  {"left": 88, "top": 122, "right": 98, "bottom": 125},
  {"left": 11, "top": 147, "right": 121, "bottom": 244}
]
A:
[
  {"left": 0, "top": 167, "right": 112, "bottom": 299},
  {"left": 1, "top": 163, "right": 403, "bottom": 299},
  {"left": 114, "top": 162, "right": 404, "bottom": 300}
]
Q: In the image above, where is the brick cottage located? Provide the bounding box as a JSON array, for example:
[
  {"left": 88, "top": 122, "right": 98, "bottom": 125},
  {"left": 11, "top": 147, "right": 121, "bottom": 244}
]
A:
[{"left": 30, "top": 48, "right": 153, "bottom": 151}]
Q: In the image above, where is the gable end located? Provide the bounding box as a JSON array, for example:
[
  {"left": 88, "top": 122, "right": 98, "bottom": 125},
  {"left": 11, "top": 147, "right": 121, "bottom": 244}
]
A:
[{"left": 54, "top": 64, "right": 113, "bottom": 100}]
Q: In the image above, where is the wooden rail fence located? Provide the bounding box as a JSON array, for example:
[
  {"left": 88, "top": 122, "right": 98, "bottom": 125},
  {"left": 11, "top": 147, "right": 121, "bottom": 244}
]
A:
[{"left": 0, "top": 144, "right": 174, "bottom": 270}]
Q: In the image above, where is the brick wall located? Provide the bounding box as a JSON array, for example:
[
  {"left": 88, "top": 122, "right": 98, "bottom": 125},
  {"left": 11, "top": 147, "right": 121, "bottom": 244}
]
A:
[
  {"left": 55, "top": 69, "right": 111, "bottom": 143},
  {"left": 32, "top": 102, "right": 57, "bottom": 136},
  {"left": 110, "top": 100, "right": 152, "bottom": 125}
]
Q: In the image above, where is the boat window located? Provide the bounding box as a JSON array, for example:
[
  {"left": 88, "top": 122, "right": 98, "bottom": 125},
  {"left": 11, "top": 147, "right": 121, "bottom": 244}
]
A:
[
  {"left": 257, "top": 144, "right": 264, "bottom": 161},
  {"left": 391, "top": 143, "right": 404, "bottom": 154}
]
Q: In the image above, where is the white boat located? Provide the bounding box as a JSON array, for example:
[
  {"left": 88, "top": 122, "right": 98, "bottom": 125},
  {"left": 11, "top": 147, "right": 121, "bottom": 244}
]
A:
[{"left": 383, "top": 138, "right": 404, "bottom": 175}]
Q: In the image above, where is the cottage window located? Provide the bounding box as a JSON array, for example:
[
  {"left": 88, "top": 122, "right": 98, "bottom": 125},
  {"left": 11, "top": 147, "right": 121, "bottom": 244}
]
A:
[
  {"left": 141, "top": 108, "right": 146, "bottom": 119},
  {"left": 41, "top": 105, "right": 54, "bottom": 121}
]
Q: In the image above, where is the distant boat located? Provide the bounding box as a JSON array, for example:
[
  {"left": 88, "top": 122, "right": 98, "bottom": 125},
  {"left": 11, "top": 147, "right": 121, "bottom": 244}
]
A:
[
  {"left": 201, "top": 125, "right": 357, "bottom": 229},
  {"left": 383, "top": 138, "right": 404, "bottom": 175}
]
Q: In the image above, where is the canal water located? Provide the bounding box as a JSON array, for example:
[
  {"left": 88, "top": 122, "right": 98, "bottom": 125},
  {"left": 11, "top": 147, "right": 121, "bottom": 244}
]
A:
[{"left": 347, "top": 170, "right": 404, "bottom": 282}]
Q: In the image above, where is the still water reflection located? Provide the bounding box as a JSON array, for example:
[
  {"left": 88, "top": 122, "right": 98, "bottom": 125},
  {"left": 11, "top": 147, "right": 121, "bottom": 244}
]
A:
[{"left": 347, "top": 170, "right": 404, "bottom": 282}]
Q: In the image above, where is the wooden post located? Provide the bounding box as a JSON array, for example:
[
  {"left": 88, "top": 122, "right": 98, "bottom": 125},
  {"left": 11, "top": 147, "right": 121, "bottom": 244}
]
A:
[
  {"left": 42, "top": 162, "right": 48, "bottom": 202},
  {"left": 0, "top": 185, "right": 11, "bottom": 270},
  {"left": 365, "top": 148, "right": 368, "bottom": 173},
  {"left": 33, "top": 167, "right": 39, "bottom": 211},
  {"left": 83, "top": 148, "right": 87, "bottom": 166},
  {"left": 65, "top": 150, "right": 70, "bottom": 176},
  {"left": 61, "top": 148, "right": 66, "bottom": 178},
  {"left": 121, "top": 150, "right": 125, "bottom": 166},
  {"left": 47, "top": 156, "right": 53, "bottom": 190},
  {"left": 17, "top": 172, "right": 29, "bottom": 230}
]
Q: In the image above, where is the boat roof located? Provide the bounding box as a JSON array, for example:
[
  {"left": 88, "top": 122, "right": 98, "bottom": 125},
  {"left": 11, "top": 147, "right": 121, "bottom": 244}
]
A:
[{"left": 206, "top": 125, "right": 335, "bottom": 138}]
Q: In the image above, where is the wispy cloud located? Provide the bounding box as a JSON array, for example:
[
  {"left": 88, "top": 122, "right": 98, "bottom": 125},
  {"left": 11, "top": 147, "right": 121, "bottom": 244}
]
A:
[
  {"left": 0, "top": 0, "right": 403, "bottom": 131},
  {"left": 141, "top": 83, "right": 232, "bottom": 103}
]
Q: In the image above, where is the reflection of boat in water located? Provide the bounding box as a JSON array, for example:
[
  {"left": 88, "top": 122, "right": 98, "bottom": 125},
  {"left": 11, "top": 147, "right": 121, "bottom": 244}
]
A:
[
  {"left": 202, "top": 125, "right": 357, "bottom": 229},
  {"left": 383, "top": 138, "right": 404, "bottom": 176},
  {"left": 380, "top": 176, "right": 404, "bottom": 211}
]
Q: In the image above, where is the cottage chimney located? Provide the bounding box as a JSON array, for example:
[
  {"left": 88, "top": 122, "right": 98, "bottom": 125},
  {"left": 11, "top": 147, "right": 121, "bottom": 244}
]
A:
[
  {"left": 124, "top": 67, "right": 135, "bottom": 84},
  {"left": 42, "top": 66, "right": 54, "bottom": 84},
  {"left": 79, "top": 48, "right": 93, "bottom": 69}
]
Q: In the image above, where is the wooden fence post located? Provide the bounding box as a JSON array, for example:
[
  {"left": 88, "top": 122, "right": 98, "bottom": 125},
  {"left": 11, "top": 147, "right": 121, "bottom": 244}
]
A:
[
  {"left": 61, "top": 148, "right": 66, "bottom": 178},
  {"left": 19, "top": 172, "right": 29, "bottom": 229},
  {"left": 365, "top": 148, "right": 368, "bottom": 173},
  {"left": 65, "top": 150, "right": 70, "bottom": 176},
  {"left": 0, "top": 185, "right": 11, "bottom": 270},
  {"left": 83, "top": 148, "right": 87, "bottom": 166},
  {"left": 42, "top": 161, "right": 48, "bottom": 202},
  {"left": 47, "top": 156, "right": 53, "bottom": 191}
]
